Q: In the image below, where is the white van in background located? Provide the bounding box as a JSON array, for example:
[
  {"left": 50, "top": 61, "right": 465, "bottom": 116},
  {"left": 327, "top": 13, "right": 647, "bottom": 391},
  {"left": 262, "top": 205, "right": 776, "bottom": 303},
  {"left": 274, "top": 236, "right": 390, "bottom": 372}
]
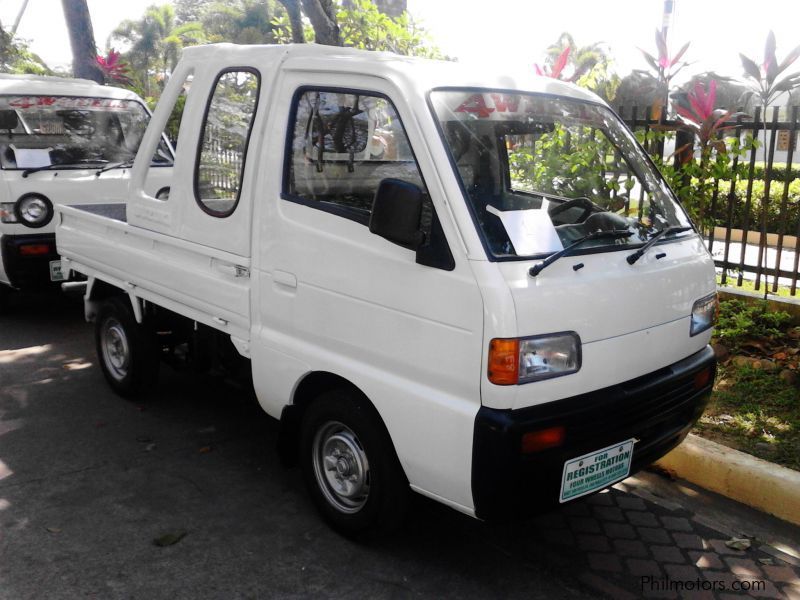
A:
[{"left": 0, "top": 74, "right": 172, "bottom": 306}]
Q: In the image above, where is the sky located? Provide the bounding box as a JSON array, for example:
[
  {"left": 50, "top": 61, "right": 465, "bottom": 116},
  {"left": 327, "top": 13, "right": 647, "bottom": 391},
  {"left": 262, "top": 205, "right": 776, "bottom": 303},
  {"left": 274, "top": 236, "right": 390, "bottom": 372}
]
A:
[{"left": 1, "top": 0, "right": 799, "bottom": 88}]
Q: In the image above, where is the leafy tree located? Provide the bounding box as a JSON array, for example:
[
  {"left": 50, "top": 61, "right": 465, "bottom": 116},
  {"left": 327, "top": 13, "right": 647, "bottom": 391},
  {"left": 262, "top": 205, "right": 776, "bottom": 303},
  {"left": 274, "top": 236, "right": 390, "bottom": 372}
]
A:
[
  {"left": 0, "top": 21, "right": 49, "bottom": 74},
  {"left": 110, "top": 4, "right": 205, "bottom": 96},
  {"left": 533, "top": 33, "right": 619, "bottom": 102},
  {"left": 200, "top": 1, "right": 279, "bottom": 44},
  {"left": 337, "top": 0, "right": 442, "bottom": 58}
]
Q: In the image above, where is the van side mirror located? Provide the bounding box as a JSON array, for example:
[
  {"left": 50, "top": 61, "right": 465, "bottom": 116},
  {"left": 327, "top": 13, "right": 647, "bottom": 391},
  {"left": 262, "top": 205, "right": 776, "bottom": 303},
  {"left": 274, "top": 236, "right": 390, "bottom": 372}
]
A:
[
  {"left": 369, "top": 178, "right": 425, "bottom": 250},
  {"left": 0, "top": 110, "right": 19, "bottom": 131}
]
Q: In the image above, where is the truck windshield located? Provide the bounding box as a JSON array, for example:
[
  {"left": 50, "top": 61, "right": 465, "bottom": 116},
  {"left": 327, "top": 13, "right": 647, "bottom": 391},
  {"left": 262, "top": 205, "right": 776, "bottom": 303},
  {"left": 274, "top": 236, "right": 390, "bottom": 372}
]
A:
[
  {"left": 0, "top": 95, "right": 173, "bottom": 171},
  {"left": 430, "top": 90, "right": 692, "bottom": 259}
]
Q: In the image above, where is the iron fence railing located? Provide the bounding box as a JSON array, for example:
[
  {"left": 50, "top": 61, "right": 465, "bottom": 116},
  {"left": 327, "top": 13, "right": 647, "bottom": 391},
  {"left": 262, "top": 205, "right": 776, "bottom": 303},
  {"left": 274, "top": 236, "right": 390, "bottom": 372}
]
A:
[{"left": 620, "top": 104, "right": 800, "bottom": 295}]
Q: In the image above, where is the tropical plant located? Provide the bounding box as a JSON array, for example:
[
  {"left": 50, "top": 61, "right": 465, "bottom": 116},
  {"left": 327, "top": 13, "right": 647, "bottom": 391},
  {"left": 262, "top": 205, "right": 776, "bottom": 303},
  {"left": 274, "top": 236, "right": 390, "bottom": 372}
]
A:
[
  {"left": 739, "top": 31, "right": 800, "bottom": 297},
  {"left": 96, "top": 49, "right": 132, "bottom": 85},
  {"left": 337, "top": 0, "right": 442, "bottom": 58},
  {"left": 110, "top": 4, "right": 206, "bottom": 96},
  {"left": 0, "top": 23, "right": 49, "bottom": 74},
  {"left": 675, "top": 80, "right": 745, "bottom": 158},
  {"left": 533, "top": 33, "right": 619, "bottom": 100},
  {"left": 638, "top": 27, "right": 690, "bottom": 118}
]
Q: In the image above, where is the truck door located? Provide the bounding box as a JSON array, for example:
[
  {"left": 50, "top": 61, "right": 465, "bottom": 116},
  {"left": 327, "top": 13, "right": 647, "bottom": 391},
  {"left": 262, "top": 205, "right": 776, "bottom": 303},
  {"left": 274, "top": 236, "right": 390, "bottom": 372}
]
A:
[{"left": 251, "top": 74, "right": 485, "bottom": 509}]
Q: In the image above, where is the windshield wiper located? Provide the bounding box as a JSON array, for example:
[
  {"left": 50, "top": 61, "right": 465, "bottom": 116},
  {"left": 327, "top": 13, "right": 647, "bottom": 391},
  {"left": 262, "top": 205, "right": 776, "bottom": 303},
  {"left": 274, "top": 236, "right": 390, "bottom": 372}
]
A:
[
  {"left": 626, "top": 226, "right": 693, "bottom": 265},
  {"left": 96, "top": 159, "right": 134, "bottom": 175},
  {"left": 529, "top": 229, "right": 633, "bottom": 277},
  {"left": 22, "top": 161, "right": 107, "bottom": 178}
]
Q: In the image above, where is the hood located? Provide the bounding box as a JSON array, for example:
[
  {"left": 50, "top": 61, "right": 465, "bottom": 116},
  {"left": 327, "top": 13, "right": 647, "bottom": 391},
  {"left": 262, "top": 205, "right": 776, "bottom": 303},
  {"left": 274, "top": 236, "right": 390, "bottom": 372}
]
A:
[{"left": 498, "top": 234, "right": 715, "bottom": 344}]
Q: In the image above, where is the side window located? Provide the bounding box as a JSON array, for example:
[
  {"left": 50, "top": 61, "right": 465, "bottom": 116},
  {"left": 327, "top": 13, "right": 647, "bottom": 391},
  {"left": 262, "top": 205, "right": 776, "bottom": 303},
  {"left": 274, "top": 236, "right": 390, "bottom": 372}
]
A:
[
  {"left": 285, "top": 89, "right": 429, "bottom": 229},
  {"left": 195, "top": 69, "right": 260, "bottom": 217}
]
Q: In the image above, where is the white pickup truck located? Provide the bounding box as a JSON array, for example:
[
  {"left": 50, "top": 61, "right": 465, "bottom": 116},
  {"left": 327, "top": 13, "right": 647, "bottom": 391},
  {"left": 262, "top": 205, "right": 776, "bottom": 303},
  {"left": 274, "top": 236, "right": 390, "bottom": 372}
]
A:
[
  {"left": 0, "top": 74, "right": 173, "bottom": 305},
  {"left": 56, "top": 44, "right": 717, "bottom": 536}
]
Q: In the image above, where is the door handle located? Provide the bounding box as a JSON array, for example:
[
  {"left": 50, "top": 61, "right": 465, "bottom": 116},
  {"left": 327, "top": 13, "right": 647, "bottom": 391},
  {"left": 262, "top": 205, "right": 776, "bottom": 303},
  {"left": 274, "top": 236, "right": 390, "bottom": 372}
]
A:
[{"left": 273, "top": 269, "right": 297, "bottom": 289}]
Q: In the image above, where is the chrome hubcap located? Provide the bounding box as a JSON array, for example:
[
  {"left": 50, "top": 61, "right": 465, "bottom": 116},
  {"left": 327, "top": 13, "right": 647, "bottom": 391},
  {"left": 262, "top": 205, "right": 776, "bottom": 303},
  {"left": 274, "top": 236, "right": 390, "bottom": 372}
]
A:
[
  {"left": 100, "top": 317, "right": 130, "bottom": 381},
  {"left": 312, "top": 421, "right": 370, "bottom": 514}
]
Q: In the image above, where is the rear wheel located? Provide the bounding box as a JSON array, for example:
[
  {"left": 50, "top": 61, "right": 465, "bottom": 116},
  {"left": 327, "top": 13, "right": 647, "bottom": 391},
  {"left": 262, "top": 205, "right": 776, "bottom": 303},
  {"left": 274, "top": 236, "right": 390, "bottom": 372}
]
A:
[
  {"left": 95, "top": 297, "right": 159, "bottom": 398},
  {"left": 0, "top": 284, "right": 10, "bottom": 313},
  {"left": 300, "top": 390, "right": 409, "bottom": 538}
]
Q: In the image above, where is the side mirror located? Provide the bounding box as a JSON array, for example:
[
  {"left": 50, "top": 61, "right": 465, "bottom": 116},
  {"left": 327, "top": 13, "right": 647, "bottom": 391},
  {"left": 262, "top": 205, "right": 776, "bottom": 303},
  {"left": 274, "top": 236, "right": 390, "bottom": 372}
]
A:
[
  {"left": 369, "top": 178, "right": 425, "bottom": 250},
  {"left": 0, "top": 110, "right": 19, "bottom": 131}
]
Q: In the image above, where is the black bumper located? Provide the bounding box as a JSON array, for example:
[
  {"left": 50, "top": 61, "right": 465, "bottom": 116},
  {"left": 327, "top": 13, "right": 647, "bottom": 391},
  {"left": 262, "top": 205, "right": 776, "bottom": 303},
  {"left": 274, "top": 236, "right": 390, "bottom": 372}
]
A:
[
  {"left": 1, "top": 233, "right": 60, "bottom": 290},
  {"left": 472, "top": 345, "right": 716, "bottom": 521}
]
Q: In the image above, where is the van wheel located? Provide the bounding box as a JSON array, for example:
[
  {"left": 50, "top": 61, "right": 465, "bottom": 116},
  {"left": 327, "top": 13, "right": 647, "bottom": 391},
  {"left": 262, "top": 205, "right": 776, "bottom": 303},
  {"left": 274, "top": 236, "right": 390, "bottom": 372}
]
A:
[
  {"left": 95, "top": 297, "right": 159, "bottom": 398},
  {"left": 0, "top": 284, "right": 10, "bottom": 312},
  {"left": 300, "top": 390, "right": 409, "bottom": 538}
]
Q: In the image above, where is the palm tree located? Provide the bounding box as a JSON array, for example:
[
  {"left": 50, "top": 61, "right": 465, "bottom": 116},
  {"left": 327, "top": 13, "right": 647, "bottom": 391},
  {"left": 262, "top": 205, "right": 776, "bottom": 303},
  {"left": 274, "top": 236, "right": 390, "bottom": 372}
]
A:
[
  {"left": 110, "top": 4, "right": 205, "bottom": 96},
  {"left": 61, "top": 0, "right": 104, "bottom": 83}
]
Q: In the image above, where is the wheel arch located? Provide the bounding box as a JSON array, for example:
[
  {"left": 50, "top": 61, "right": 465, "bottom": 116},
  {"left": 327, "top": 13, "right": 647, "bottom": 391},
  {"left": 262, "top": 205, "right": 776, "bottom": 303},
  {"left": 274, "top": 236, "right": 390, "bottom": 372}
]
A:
[{"left": 277, "top": 370, "right": 404, "bottom": 480}]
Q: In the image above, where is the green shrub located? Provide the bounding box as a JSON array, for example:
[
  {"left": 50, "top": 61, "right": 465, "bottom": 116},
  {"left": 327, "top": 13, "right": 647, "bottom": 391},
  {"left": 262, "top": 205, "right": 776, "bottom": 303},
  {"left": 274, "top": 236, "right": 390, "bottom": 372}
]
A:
[
  {"left": 711, "top": 178, "right": 800, "bottom": 233},
  {"left": 715, "top": 299, "right": 792, "bottom": 349}
]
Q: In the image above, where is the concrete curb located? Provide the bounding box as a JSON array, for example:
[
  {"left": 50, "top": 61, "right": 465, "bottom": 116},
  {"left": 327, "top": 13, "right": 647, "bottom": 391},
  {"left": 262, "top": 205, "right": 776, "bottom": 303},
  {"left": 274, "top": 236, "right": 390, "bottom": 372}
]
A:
[{"left": 655, "top": 433, "right": 800, "bottom": 527}]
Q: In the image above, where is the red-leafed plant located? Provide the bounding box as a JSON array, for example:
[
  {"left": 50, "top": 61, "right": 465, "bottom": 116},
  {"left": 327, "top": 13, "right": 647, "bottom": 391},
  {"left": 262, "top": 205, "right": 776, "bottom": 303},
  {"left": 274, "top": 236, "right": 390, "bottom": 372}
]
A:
[
  {"left": 638, "top": 28, "right": 690, "bottom": 119},
  {"left": 671, "top": 80, "right": 747, "bottom": 233},
  {"left": 740, "top": 32, "right": 800, "bottom": 297},
  {"left": 675, "top": 80, "right": 745, "bottom": 156},
  {"left": 534, "top": 46, "right": 572, "bottom": 80},
  {"left": 96, "top": 50, "right": 132, "bottom": 85}
]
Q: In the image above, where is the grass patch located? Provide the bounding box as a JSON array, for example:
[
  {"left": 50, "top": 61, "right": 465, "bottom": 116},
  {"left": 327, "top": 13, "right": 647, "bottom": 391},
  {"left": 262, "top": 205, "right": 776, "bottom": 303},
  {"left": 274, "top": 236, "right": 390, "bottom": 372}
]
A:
[
  {"left": 692, "top": 297, "right": 800, "bottom": 471},
  {"left": 716, "top": 274, "right": 795, "bottom": 298},
  {"left": 696, "top": 364, "right": 800, "bottom": 471}
]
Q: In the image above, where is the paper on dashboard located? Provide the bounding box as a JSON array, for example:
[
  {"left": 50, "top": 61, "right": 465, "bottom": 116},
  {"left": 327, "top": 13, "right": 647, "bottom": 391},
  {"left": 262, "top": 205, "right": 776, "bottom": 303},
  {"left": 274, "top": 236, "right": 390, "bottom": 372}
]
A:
[{"left": 486, "top": 204, "right": 563, "bottom": 255}]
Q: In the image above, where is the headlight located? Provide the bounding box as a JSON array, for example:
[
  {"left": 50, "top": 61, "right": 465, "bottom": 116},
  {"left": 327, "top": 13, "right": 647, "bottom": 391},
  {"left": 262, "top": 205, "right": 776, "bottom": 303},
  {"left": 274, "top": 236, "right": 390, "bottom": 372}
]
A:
[
  {"left": 14, "top": 193, "right": 53, "bottom": 228},
  {"left": 0, "top": 202, "right": 17, "bottom": 223},
  {"left": 488, "top": 332, "right": 581, "bottom": 385},
  {"left": 690, "top": 292, "right": 718, "bottom": 336}
]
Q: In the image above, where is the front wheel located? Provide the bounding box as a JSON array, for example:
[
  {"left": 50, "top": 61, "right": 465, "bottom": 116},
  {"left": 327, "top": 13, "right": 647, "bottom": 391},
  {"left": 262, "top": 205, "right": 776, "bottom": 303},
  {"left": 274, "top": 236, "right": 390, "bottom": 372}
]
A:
[
  {"left": 300, "top": 391, "right": 409, "bottom": 538},
  {"left": 95, "top": 297, "right": 159, "bottom": 398}
]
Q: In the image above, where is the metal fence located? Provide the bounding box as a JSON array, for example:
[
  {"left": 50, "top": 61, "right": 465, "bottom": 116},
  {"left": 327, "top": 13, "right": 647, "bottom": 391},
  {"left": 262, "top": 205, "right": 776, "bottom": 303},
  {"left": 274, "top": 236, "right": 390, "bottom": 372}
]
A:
[{"left": 620, "top": 104, "right": 800, "bottom": 295}]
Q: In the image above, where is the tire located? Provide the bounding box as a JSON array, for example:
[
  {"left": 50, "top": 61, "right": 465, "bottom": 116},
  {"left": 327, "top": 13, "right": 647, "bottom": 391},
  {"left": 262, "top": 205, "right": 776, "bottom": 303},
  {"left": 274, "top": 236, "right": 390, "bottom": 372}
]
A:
[
  {"left": 94, "top": 296, "right": 160, "bottom": 399},
  {"left": 300, "top": 390, "right": 409, "bottom": 538},
  {"left": 0, "top": 284, "right": 10, "bottom": 313}
]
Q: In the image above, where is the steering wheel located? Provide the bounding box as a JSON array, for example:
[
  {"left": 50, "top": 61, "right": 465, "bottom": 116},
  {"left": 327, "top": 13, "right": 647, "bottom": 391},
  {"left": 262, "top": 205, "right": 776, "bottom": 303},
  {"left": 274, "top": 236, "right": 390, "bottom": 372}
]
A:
[{"left": 548, "top": 197, "right": 596, "bottom": 223}]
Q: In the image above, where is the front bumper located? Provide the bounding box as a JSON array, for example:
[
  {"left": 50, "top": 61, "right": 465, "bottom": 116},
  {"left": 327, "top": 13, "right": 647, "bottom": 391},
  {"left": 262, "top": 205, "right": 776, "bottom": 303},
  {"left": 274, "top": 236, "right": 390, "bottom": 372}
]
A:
[
  {"left": 1, "top": 233, "right": 60, "bottom": 290},
  {"left": 472, "top": 345, "right": 716, "bottom": 520}
]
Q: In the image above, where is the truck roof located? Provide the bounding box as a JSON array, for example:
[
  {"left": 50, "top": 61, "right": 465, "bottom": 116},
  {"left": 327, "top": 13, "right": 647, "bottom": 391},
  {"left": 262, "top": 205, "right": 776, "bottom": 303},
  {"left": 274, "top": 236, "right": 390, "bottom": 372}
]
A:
[
  {"left": 0, "top": 73, "right": 144, "bottom": 101},
  {"left": 180, "top": 43, "right": 606, "bottom": 108}
]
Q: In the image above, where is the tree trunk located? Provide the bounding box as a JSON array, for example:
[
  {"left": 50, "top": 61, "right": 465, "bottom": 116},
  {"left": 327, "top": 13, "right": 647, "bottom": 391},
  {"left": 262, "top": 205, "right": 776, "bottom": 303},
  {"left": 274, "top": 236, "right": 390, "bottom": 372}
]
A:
[
  {"left": 300, "top": 0, "right": 341, "bottom": 46},
  {"left": 375, "top": 0, "right": 406, "bottom": 18},
  {"left": 61, "top": 0, "right": 104, "bottom": 83},
  {"left": 277, "top": 0, "right": 305, "bottom": 44}
]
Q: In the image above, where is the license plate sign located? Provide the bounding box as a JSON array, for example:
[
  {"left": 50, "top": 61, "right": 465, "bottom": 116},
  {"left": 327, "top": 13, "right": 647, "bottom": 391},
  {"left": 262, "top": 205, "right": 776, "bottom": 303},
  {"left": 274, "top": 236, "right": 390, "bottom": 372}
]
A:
[
  {"left": 49, "top": 260, "right": 65, "bottom": 282},
  {"left": 560, "top": 439, "right": 635, "bottom": 503}
]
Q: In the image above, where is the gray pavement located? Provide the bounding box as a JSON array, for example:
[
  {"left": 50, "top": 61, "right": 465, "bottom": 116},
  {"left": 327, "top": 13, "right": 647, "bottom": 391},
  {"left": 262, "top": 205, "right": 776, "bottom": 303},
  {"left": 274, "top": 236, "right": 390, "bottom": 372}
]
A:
[{"left": 1, "top": 292, "right": 800, "bottom": 599}]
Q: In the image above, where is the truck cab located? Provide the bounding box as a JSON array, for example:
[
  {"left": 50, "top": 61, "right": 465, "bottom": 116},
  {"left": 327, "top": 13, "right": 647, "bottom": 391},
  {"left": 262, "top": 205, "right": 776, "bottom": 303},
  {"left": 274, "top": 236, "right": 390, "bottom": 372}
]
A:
[
  {"left": 0, "top": 74, "right": 172, "bottom": 304},
  {"left": 56, "top": 44, "right": 716, "bottom": 536}
]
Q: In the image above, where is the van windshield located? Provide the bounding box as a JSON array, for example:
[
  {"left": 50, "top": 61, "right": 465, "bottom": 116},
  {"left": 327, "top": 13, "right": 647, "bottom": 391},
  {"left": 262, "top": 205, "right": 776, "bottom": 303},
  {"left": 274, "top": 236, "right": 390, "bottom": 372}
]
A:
[
  {"left": 0, "top": 95, "right": 173, "bottom": 171},
  {"left": 430, "top": 90, "right": 692, "bottom": 259}
]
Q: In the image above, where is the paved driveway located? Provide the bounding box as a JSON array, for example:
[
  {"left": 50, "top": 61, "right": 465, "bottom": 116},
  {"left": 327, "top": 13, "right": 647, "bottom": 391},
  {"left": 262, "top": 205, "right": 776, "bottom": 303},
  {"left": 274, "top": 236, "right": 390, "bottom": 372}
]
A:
[{"left": 1, "top": 293, "right": 799, "bottom": 599}]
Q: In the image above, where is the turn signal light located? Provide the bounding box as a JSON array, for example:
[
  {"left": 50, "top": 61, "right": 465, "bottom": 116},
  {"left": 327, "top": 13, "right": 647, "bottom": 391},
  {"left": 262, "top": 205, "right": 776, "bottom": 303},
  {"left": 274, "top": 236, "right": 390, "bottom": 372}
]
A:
[
  {"left": 488, "top": 338, "right": 519, "bottom": 385},
  {"left": 19, "top": 244, "right": 51, "bottom": 256},
  {"left": 521, "top": 426, "right": 566, "bottom": 453}
]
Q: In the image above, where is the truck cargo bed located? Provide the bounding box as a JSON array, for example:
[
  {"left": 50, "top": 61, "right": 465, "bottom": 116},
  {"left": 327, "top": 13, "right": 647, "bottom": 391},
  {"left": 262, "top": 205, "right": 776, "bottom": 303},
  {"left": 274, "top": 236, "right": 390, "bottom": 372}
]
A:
[{"left": 56, "top": 203, "right": 251, "bottom": 344}]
